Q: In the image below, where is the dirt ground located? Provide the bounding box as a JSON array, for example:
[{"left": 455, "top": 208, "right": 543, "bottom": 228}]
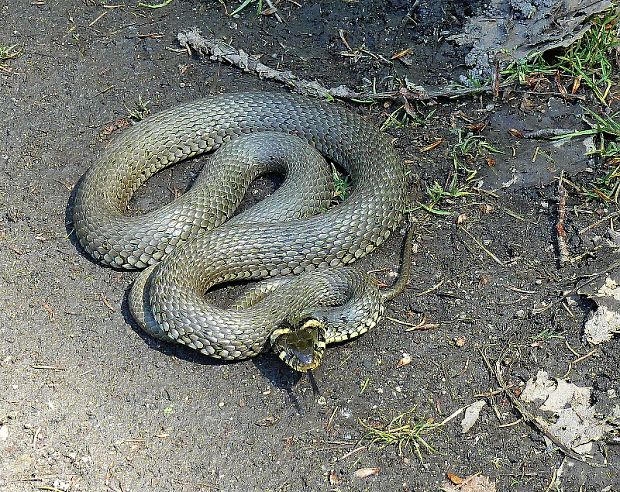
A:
[{"left": 1, "top": 1, "right": 619, "bottom": 491}]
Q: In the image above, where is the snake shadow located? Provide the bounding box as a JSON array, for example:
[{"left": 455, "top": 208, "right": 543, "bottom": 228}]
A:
[
  {"left": 118, "top": 287, "right": 304, "bottom": 392},
  {"left": 66, "top": 177, "right": 305, "bottom": 400}
]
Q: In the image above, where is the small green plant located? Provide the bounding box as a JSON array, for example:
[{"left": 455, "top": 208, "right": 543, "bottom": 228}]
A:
[
  {"left": 557, "top": 11, "right": 620, "bottom": 104},
  {"left": 531, "top": 327, "right": 565, "bottom": 343},
  {"left": 331, "top": 165, "right": 351, "bottom": 202},
  {"left": 137, "top": 0, "right": 174, "bottom": 8},
  {"left": 503, "top": 11, "right": 620, "bottom": 104},
  {"left": 422, "top": 177, "right": 473, "bottom": 215},
  {"left": 584, "top": 164, "right": 620, "bottom": 202},
  {"left": 462, "top": 74, "right": 492, "bottom": 89},
  {"left": 126, "top": 95, "right": 151, "bottom": 122},
  {"left": 380, "top": 105, "right": 412, "bottom": 131},
  {"left": 360, "top": 409, "right": 441, "bottom": 459},
  {"left": 0, "top": 44, "right": 20, "bottom": 61},
  {"left": 553, "top": 109, "right": 620, "bottom": 202},
  {"left": 0, "top": 44, "right": 21, "bottom": 73},
  {"left": 229, "top": 0, "right": 263, "bottom": 16},
  {"left": 380, "top": 105, "right": 435, "bottom": 131},
  {"left": 452, "top": 131, "right": 503, "bottom": 165},
  {"left": 502, "top": 52, "right": 557, "bottom": 85},
  {"left": 422, "top": 130, "right": 501, "bottom": 214}
]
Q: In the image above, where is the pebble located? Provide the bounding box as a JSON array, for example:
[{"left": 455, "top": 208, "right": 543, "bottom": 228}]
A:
[{"left": 0, "top": 425, "right": 8, "bottom": 441}]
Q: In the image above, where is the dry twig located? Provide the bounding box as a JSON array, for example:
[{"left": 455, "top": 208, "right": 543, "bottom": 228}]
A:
[
  {"left": 479, "top": 349, "right": 594, "bottom": 464},
  {"left": 556, "top": 173, "right": 571, "bottom": 266},
  {"left": 532, "top": 259, "right": 620, "bottom": 314},
  {"left": 176, "top": 29, "right": 505, "bottom": 103}
]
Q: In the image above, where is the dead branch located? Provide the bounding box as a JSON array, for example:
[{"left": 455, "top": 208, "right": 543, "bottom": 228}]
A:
[{"left": 176, "top": 29, "right": 502, "bottom": 104}]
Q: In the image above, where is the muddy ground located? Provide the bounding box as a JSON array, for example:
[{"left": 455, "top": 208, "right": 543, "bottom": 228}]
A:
[{"left": 0, "top": 1, "right": 619, "bottom": 491}]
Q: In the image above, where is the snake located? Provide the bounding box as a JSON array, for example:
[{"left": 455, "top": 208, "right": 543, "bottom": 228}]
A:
[{"left": 73, "top": 92, "right": 410, "bottom": 371}]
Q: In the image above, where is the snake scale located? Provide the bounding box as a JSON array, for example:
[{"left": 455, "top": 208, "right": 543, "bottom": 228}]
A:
[{"left": 73, "top": 92, "right": 409, "bottom": 371}]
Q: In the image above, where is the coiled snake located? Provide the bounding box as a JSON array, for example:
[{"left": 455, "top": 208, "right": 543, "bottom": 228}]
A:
[{"left": 73, "top": 92, "right": 409, "bottom": 371}]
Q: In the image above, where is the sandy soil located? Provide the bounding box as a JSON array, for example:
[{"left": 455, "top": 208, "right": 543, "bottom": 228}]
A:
[{"left": 0, "top": 1, "right": 618, "bottom": 491}]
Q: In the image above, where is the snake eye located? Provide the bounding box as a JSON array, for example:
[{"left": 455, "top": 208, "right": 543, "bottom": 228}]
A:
[{"left": 270, "top": 318, "right": 327, "bottom": 372}]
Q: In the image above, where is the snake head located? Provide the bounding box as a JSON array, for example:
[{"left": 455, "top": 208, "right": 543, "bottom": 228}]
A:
[{"left": 270, "top": 318, "right": 327, "bottom": 372}]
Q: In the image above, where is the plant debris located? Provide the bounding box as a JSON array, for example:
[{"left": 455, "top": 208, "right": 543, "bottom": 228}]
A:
[
  {"left": 353, "top": 467, "right": 380, "bottom": 479},
  {"left": 176, "top": 29, "right": 504, "bottom": 103},
  {"left": 440, "top": 474, "right": 497, "bottom": 492},
  {"left": 450, "top": 0, "right": 614, "bottom": 84},
  {"left": 520, "top": 370, "right": 617, "bottom": 455},
  {"left": 579, "top": 274, "right": 620, "bottom": 344},
  {"left": 460, "top": 400, "right": 486, "bottom": 434}
]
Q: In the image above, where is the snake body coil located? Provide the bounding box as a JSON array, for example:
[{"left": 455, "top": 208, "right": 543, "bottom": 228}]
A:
[{"left": 73, "top": 92, "right": 408, "bottom": 370}]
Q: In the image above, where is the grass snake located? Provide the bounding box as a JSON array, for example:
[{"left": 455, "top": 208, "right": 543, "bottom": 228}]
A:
[{"left": 73, "top": 92, "right": 409, "bottom": 371}]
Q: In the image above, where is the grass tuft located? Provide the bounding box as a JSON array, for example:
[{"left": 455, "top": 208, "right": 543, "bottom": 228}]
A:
[
  {"left": 380, "top": 105, "right": 435, "bottom": 132},
  {"left": 331, "top": 165, "right": 351, "bottom": 203},
  {"left": 360, "top": 409, "right": 442, "bottom": 459},
  {"left": 0, "top": 44, "right": 21, "bottom": 61},
  {"left": 0, "top": 44, "right": 22, "bottom": 73},
  {"left": 531, "top": 327, "right": 565, "bottom": 343},
  {"left": 126, "top": 95, "right": 151, "bottom": 122},
  {"left": 503, "top": 11, "right": 620, "bottom": 104},
  {"left": 228, "top": 0, "right": 264, "bottom": 17},
  {"left": 421, "top": 130, "right": 501, "bottom": 214},
  {"left": 553, "top": 109, "right": 620, "bottom": 202},
  {"left": 557, "top": 11, "right": 620, "bottom": 104}
]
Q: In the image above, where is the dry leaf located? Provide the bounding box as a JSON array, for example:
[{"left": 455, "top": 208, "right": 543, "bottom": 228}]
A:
[
  {"left": 41, "top": 303, "right": 55, "bottom": 320},
  {"left": 555, "top": 72, "right": 568, "bottom": 96},
  {"left": 420, "top": 138, "right": 445, "bottom": 152},
  {"left": 447, "top": 472, "right": 465, "bottom": 485},
  {"left": 467, "top": 122, "right": 487, "bottom": 133},
  {"left": 397, "top": 353, "right": 412, "bottom": 367},
  {"left": 584, "top": 305, "right": 620, "bottom": 344},
  {"left": 456, "top": 213, "right": 468, "bottom": 225},
  {"left": 461, "top": 400, "right": 486, "bottom": 433},
  {"left": 328, "top": 470, "right": 340, "bottom": 485},
  {"left": 391, "top": 47, "right": 413, "bottom": 60},
  {"left": 99, "top": 118, "right": 131, "bottom": 141},
  {"left": 580, "top": 277, "right": 620, "bottom": 344},
  {"left": 508, "top": 128, "right": 524, "bottom": 138},
  {"left": 521, "top": 370, "right": 617, "bottom": 454},
  {"left": 440, "top": 474, "right": 497, "bottom": 492},
  {"left": 354, "top": 467, "right": 380, "bottom": 479}
]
